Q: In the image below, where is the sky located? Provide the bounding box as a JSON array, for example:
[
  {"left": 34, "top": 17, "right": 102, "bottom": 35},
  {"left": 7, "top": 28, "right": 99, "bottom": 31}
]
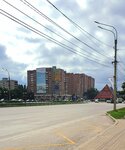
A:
[{"left": 0, "top": 0, "right": 125, "bottom": 91}]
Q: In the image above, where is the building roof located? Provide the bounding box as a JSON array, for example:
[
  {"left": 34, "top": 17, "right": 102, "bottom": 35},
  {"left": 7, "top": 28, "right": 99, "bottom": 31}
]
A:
[{"left": 95, "top": 84, "right": 114, "bottom": 99}]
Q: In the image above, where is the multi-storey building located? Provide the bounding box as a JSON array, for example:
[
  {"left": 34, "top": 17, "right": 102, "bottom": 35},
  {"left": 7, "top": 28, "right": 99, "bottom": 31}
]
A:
[
  {"left": 52, "top": 67, "right": 65, "bottom": 96},
  {"left": 27, "top": 70, "right": 36, "bottom": 93},
  {"left": 0, "top": 78, "right": 18, "bottom": 90},
  {"left": 65, "top": 73, "right": 95, "bottom": 98},
  {"left": 65, "top": 73, "right": 74, "bottom": 96},
  {"left": 27, "top": 66, "right": 95, "bottom": 100}
]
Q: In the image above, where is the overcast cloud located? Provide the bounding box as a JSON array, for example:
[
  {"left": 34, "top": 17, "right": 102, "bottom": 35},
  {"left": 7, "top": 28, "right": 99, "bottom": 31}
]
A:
[{"left": 0, "top": 0, "right": 125, "bottom": 90}]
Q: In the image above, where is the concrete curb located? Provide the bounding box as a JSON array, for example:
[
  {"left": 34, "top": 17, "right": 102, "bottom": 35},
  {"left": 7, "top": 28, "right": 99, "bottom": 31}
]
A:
[
  {"left": 106, "top": 112, "right": 119, "bottom": 125},
  {"left": 76, "top": 113, "right": 119, "bottom": 150}
]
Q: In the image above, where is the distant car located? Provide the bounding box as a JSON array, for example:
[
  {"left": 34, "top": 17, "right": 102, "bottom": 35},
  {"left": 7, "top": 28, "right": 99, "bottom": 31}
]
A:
[
  {"left": 0, "top": 98, "right": 4, "bottom": 102},
  {"left": 95, "top": 99, "right": 99, "bottom": 103},
  {"left": 11, "top": 99, "right": 17, "bottom": 102},
  {"left": 106, "top": 99, "right": 111, "bottom": 103},
  {"left": 18, "top": 99, "right": 24, "bottom": 102},
  {"left": 117, "top": 98, "right": 123, "bottom": 103}
]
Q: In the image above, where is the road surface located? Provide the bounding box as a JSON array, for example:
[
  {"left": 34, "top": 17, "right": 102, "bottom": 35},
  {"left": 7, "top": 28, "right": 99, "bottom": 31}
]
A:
[{"left": 0, "top": 103, "right": 124, "bottom": 150}]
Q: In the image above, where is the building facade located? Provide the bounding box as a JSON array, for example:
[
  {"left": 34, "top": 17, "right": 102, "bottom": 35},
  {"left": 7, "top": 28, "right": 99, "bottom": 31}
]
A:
[
  {"left": 0, "top": 78, "right": 18, "bottom": 90},
  {"left": 27, "top": 66, "right": 95, "bottom": 100},
  {"left": 27, "top": 70, "right": 36, "bottom": 93}
]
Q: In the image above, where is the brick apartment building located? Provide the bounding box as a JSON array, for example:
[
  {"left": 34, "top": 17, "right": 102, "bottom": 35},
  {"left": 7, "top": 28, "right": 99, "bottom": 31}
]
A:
[
  {"left": 27, "top": 66, "right": 95, "bottom": 100},
  {"left": 66, "top": 73, "right": 95, "bottom": 98}
]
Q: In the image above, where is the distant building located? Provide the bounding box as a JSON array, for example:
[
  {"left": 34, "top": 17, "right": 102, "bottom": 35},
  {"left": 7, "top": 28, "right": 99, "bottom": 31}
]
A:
[
  {"left": 27, "top": 66, "right": 95, "bottom": 100},
  {"left": 66, "top": 73, "right": 95, "bottom": 98},
  {"left": 95, "top": 84, "right": 114, "bottom": 101},
  {"left": 0, "top": 78, "right": 18, "bottom": 90},
  {"left": 27, "top": 70, "right": 36, "bottom": 93}
]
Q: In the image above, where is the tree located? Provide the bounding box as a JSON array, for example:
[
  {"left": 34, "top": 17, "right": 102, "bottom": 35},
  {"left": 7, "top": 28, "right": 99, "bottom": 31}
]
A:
[
  {"left": 10, "top": 84, "right": 28, "bottom": 99},
  {"left": 122, "top": 82, "right": 125, "bottom": 91},
  {"left": 118, "top": 82, "right": 125, "bottom": 100},
  {"left": 84, "top": 88, "right": 99, "bottom": 99},
  {"left": 0, "top": 84, "right": 34, "bottom": 101}
]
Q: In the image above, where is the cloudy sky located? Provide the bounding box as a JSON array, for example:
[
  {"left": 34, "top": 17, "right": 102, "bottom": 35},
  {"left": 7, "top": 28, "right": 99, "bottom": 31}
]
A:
[{"left": 0, "top": 0, "right": 125, "bottom": 90}]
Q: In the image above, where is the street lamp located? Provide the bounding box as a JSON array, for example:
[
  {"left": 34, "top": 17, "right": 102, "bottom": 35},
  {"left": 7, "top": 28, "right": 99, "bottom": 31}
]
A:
[
  {"left": 2, "top": 68, "right": 11, "bottom": 101},
  {"left": 95, "top": 21, "right": 118, "bottom": 111}
]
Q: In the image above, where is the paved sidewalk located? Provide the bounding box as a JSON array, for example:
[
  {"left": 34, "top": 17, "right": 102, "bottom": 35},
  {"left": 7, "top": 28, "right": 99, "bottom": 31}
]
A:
[{"left": 77, "top": 119, "right": 125, "bottom": 150}]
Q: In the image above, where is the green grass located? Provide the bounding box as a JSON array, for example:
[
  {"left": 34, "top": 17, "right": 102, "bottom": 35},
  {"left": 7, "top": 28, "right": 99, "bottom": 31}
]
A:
[{"left": 107, "top": 107, "right": 125, "bottom": 119}]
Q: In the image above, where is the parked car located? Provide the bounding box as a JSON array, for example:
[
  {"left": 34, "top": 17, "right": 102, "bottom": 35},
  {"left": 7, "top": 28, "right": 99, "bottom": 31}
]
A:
[
  {"left": 95, "top": 99, "right": 99, "bottom": 103},
  {"left": 117, "top": 98, "right": 123, "bottom": 103},
  {"left": 106, "top": 99, "right": 112, "bottom": 103},
  {"left": 0, "top": 98, "right": 4, "bottom": 102}
]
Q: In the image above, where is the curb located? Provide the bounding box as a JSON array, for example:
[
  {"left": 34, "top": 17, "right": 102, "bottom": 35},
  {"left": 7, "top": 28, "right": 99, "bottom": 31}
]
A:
[{"left": 106, "top": 112, "right": 119, "bottom": 125}]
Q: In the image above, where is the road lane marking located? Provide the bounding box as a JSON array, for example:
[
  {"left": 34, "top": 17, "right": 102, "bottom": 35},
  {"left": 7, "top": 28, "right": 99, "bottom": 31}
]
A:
[
  {"left": 2, "top": 131, "right": 75, "bottom": 150},
  {"left": 57, "top": 132, "right": 75, "bottom": 144},
  {"left": 2, "top": 133, "right": 75, "bottom": 150}
]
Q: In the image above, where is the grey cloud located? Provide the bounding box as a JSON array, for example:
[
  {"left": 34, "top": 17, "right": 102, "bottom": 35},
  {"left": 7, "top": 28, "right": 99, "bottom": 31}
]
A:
[
  {"left": 0, "top": 44, "right": 27, "bottom": 84},
  {"left": 17, "top": 27, "right": 31, "bottom": 34},
  {"left": 55, "top": 0, "right": 79, "bottom": 10},
  {"left": 0, "top": 45, "right": 7, "bottom": 61},
  {"left": 35, "top": 44, "right": 77, "bottom": 67},
  {"left": 24, "top": 37, "right": 42, "bottom": 43},
  {"left": 106, "top": 0, "right": 125, "bottom": 17},
  {"left": 50, "top": 0, "right": 82, "bottom": 21}
]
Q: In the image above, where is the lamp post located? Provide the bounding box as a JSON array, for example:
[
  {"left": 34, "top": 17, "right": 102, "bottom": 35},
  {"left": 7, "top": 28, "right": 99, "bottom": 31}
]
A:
[
  {"left": 2, "top": 68, "right": 11, "bottom": 101},
  {"left": 95, "top": 21, "right": 118, "bottom": 111}
]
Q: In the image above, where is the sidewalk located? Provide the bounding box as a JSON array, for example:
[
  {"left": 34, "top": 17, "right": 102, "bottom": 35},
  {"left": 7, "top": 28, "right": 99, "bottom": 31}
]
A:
[{"left": 77, "top": 119, "right": 125, "bottom": 150}]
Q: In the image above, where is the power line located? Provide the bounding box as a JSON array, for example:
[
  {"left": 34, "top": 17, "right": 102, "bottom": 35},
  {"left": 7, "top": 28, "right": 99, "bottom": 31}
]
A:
[
  {"left": 118, "top": 55, "right": 125, "bottom": 66},
  {"left": 19, "top": 0, "right": 110, "bottom": 59},
  {"left": 0, "top": 8, "right": 111, "bottom": 68},
  {"left": 118, "top": 63, "right": 125, "bottom": 72},
  {"left": 2, "top": 0, "right": 106, "bottom": 61},
  {"left": 46, "top": 0, "right": 112, "bottom": 48}
]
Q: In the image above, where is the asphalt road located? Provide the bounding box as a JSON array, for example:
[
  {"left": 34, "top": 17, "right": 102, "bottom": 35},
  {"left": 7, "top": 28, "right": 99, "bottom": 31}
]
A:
[{"left": 0, "top": 103, "right": 124, "bottom": 150}]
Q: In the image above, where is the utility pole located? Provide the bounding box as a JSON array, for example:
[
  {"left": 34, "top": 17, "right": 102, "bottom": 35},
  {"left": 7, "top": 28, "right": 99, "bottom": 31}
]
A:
[
  {"left": 113, "top": 39, "right": 117, "bottom": 110},
  {"left": 95, "top": 21, "right": 118, "bottom": 111}
]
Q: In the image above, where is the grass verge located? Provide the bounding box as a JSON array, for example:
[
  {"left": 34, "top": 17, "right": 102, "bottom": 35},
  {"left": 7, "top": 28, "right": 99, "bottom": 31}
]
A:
[{"left": 107, "top": 107, "right": 125, "bottom": 119}]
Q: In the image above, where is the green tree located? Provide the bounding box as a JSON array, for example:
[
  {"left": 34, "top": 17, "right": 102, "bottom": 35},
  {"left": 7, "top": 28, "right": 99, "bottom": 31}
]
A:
[
  {"left": 0, "top": 87, "right": 9, "bottom": 100},
  {"left": 0, "top": 84, "right": 35, "bottom": 101},
  {"left": 10, "top": 84, "right": 28, "bottom": 99},
  {"left": 84, "top": 88, "right": 99, "bottom": 99},
  {"left": 122, "top": 82, "right": 125, "bottom": 91},
  {"left": 119, "top": 82, "right": 125, "bottom": 100}
]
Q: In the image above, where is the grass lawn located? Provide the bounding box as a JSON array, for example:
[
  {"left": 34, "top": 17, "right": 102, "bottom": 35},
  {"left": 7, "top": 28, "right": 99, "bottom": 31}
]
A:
[{"left": 107, "top": 107, "right": 125, "bottom": 119}]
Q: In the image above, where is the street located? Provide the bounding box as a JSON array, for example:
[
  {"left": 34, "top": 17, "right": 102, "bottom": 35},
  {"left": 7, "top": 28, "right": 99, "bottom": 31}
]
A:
[{"left": 0, "top": 103, "right": 124, "bottom": 150}]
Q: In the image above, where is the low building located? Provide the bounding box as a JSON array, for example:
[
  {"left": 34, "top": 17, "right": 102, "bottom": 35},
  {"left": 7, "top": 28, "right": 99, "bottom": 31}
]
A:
[
  {"left": 95, "top": 84, "right": 114, "bottom": 101},
  {"left": 0, "top": 78, "right": 18, "bottom": 90}
]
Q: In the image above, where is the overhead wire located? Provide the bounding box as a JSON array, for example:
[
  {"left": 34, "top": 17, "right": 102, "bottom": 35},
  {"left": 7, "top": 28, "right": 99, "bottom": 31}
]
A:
[
  {"left": 117, "top": 55, "right": 125, "bottom": 85},
  {"left": 19, "top": 0, "right": 110, "bottom": 59},
  {"left": 118, "top": 63, "right": 125, "bottom": 73},
  {"left": 117, "top": 54, "right": 125, "bottom": 76},
  {"left": 118, "top": 55, "right": 125, "bottom": 66},
  {"left": 0, "top": 8, "right": 112, "bottom": 68},
  {"left": 46, "top": 0, "right": 112, "bottom": 48},
  {"left": 2, "top": 0, "right": 106, "bottom": 60}
]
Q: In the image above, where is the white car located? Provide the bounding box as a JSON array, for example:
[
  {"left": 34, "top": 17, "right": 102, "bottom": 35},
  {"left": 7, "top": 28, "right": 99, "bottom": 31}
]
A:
[
  {"left": 95, "top": 99, "right": 99, "bottom": 103},
  {"left": 106, "top": 99, "right": 111, "bottom": 103},
  {"left": 117, "top": 98, "right": 123, "bottom": 103}
]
